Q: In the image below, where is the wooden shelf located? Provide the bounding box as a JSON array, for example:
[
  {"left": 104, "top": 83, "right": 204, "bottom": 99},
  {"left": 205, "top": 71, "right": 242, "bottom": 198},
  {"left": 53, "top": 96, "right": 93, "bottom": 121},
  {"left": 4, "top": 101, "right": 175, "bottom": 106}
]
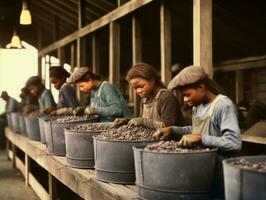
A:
[
  {"left": 5, "top": 128, "right": 137, "bottom": 200},
  {"left": 241, "top": 135, "right": 266, "bottom": 145}
]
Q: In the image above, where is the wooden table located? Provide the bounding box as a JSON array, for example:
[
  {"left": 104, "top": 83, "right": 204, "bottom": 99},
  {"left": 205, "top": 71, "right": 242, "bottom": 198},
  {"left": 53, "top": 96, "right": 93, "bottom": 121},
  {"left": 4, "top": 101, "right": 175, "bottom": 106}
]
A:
[
  {"left": 5, "top": 128, "right": 137, "bottom": 200},
  {"left": 241, "top": 135, "right": 266, "bottom": 145}
]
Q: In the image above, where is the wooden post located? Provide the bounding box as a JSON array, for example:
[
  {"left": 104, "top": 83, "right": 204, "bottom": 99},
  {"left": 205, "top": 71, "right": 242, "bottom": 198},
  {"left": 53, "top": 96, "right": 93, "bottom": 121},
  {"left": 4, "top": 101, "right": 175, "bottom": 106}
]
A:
[
  {"left": 92, "top": 34, "right": 100, "bottom": 74},
  {"left": 160, "top": 0, "right": 172, "bottom": 85},
  {"left": 70, "top": 43, "right": 75, "bottom": 70},
  {"left": 235, "top": 70, "right": 244, "bottom": 104},
  {"left": 132, "top": 16, "right": 142, "bottom": 116},
  {"left": 11, "top": 143, "right": 16, "bottom": 168},
  {"left": 118, "top": 0, "right": 129, "bottom": 6},
  {"left": 25, "top": 154, "right": 30, "bottom": 186},
  {"left": 193, "top": 0, "right": 213, "bottom": 78},
  {"left": 48, "top": 173, "right": 57, "bottom": 200},
  {"left": 57, "top": 47, "right": 62, "bottom": 65},
  {"left": 109, "top": 22, "right": 120, "bottom": 86},
  {"left": 6, "top": 139, "right": 10, "bottom": 160}
]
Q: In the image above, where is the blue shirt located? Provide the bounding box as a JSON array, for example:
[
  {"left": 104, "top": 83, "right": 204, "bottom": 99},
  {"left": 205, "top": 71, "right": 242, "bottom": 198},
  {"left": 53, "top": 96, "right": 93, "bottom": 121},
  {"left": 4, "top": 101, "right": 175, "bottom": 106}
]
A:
[
  {"left": 38, "top": 89, "right": 56, "bottom": 110},
  {"left": 90, "top": 82, "right": 132, "bottom": 122},
  {"left": 57, "top": 84, "right": 79, "bottom": 109},
  {"left": 172, "top": 95, "right": 242, "bottom": 152}
]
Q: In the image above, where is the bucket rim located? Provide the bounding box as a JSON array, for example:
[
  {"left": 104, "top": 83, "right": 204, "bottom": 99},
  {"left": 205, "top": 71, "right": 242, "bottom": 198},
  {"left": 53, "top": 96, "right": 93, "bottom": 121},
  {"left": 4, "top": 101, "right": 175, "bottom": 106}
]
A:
[
  {"left": 93, "top": 136, "right": 158, "bottom": 143},
  {"left": 132, "top": 146, "right": 218, "bottom": 155},
  {"left": 223, "top": 155, "right": 266, "bottom": 174},
  {"left": 64, "top": 122, "right": 113, "bottom": 133},
  {"left": 46, "top": 115, "right": 99, "bottom": 124}
]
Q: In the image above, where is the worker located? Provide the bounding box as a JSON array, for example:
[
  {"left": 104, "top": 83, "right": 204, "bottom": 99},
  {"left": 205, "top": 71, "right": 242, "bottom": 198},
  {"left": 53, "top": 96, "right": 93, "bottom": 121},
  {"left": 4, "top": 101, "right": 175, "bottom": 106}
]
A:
[
  {"left": 153, "top": 65, "right": 242, "bottom": 198},
  {"left": 19, "top": 87, "right": 39, "bottom": 115},
  {"left": 49, "top": 66, "right": 79, "bottom": 115},
  {"left": 25, "top": 76, "right": 56, "bottom": 115},
  {"left": 114, "top": 63, "right": 184, "bottom": 130},
  {"left": 68, "top": 67, "right": 132, "bottom": 122},
  {"left": 0, "top": 91, "right": 20, "bottom": 114}
]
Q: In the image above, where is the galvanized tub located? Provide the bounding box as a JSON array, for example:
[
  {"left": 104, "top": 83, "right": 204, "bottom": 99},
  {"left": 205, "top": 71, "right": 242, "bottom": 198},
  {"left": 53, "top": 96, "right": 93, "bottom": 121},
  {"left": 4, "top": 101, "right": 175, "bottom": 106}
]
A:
[
  {"left": 11, "top": 112, "right": 21, "bottom": 133},
  {"left": 38, "top": 116, "right": 51, "bottom": 144},
  {"left": 93, "top": 137, "right": 156, "bottom": 184},
  {"left": 19, "top": 115, "right": 27, "bottom": 136},
  {"left": 133, "top": 147, "right": 217, "bottom": 200},
  {"left": 44, "top": 115, "right": 99, "bottom": 156},
  {"left": 64, "top": 123, "right": 112, "bottom": 168},
  {"left": 6, "top": 113, "right": 12, "bottom": 130},
  {"left": 25, "top": 116, "right": 41, "bottom": 141},
  {"left": 223, "top": 156, "right": 266, "bottom": 200}
]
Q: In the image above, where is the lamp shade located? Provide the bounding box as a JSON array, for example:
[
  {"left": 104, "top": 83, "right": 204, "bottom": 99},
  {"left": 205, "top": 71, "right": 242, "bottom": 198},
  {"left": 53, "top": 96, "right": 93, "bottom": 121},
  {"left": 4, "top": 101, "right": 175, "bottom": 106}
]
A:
[
  {"left": 11, "top": 35, "right": 21, "bottom": 48},
  {"left": 20, "top": 9, "right": 32, "bottom": 25}
]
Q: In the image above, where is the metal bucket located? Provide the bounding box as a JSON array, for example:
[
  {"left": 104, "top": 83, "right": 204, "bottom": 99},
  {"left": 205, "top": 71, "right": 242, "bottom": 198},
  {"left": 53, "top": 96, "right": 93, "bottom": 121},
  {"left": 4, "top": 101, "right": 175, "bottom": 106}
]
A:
[
  {"left": 223, "top": 156, "right": 266, "bottom": 200},
  {"left": 25, "top": 116, "right": 41, "bottom": 141},
  {"left": 6, "top": 113, "right": 12, "bottom": 130},
  {"left": 93, "top": 137, "right": 156, "bottom": 184},
  {"left": 19, "top": 115, "right": 27, "bottom": 136},
  {"left": 64, "top": 123, "right": 110, "bottom": 168},
  {"left": 38, "top": 116, "right": 51, "bottom": 144},
  {"left": 11, "top": 112, "right": 21, "bottom": 133},
  {"left": 44, "top": 116, "right": 99, "bottom": 156},
  {"left": 133, "top": 147, "right": 217, "bottom": 200}
]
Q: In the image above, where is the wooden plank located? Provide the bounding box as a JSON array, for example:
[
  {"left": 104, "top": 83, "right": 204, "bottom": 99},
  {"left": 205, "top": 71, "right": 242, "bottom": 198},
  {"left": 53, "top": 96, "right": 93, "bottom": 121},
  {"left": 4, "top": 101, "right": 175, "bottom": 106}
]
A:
[
  {"left": 48, "top": 173, "right": 58, "bottom": 200},
  {"left": 193, "top": 0, "right": 213, "bottom": 78},
  {"left": 132, "top": 15, "right": 142, "bottom": 116},
  {"left": 78, "top": 0, "right": 86, "bottom": 28},
  {"left": 5, "top": 129, "right": 137, "bottom": 200},
  {"left": 39, "top": 0, "right": 155, "bottom": 56},
  {"left": 25, "top": 154, "right": 30, "bottom": 186},
  {"left": 160, "top": 0, "right": 172, "bottom": 85},
  {"left": 29, "top": 173, "right": 49, "bottom": 200},
  {"left": 109, "top": 22, "right": 120, "bottom": 86},
  {"left": 11, "top": 143, "right": 16, "bottom": 168},
  {"left": 241, "top": 135, "right": 266, "bottom": 145},
  {"left": 92, "top": 34, "right": 100, "bottom": 74}
]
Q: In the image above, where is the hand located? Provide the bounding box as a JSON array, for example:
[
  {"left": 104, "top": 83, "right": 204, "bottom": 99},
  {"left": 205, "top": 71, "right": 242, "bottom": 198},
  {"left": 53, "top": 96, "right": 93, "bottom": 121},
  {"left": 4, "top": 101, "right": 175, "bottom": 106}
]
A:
[
  {"left": 113, "top": 118, "right": 129, "bottom": 127},
  {"left": 50, "top": 107, "right": 73, "bottom": 116},
  {"left": 128, "top": 117, "right": 144, "bottom": 127},
  {"left": 73, "top": 106, "right": 85, "bottom": 116},
  {"left": 84, "top": 106, "right": 97, "bottom": 115},
  {"left": 152, "top": 127, "right": 172, "bottom": 140},
  {"left": 176, "top": 134, "right": 201, "bottom": 147},
  {"left": 42, "top": 107, "right": 55, "bottom": 114}
]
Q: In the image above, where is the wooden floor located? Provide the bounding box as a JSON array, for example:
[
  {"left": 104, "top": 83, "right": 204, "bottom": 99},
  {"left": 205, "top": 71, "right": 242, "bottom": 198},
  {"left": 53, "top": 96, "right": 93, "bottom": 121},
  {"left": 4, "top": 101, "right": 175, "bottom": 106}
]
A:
[
  {"left": 5, "top": 128, "right": 137, "bottom": 200},
  {"left": 0, "top": 150, "right": 40, "bottom": 200}
]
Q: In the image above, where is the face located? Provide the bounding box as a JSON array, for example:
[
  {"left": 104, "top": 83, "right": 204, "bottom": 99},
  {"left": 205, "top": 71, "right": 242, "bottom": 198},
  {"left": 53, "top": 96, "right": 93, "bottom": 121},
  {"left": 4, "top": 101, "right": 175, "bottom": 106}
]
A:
[
  {"left": 76, "top": 80, "right": 94, "bottom": 93},
  {"left": 130, "top": 78, "right": 155, "bottom": 98},
  {"left": 50, "top": 77, "right": 64, "bottom": 90},
  {"left": 182, "top": 86, "right": 206, "bottom": 107},
  {"left": 28, "top": 84, "right": 40, "bottom": 97}
]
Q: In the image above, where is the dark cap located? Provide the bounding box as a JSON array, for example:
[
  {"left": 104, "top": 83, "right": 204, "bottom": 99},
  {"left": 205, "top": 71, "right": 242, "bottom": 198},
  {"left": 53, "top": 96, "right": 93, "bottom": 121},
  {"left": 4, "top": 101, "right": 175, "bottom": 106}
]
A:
[{"left": 67, "top": 67, "right": 89, "bottom": 84}]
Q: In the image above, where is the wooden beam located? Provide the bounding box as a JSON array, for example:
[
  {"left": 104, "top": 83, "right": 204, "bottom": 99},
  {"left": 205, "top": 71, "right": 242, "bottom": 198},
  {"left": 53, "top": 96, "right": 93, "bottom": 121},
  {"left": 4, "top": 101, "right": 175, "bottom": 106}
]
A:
[
  {"left": 193, "top": 0, "right": 213, "bottom": 78},
  {"left": 48, "top": 173, "right": 58, "bottom": 200},
  {"left": 70, "top": 43, "right": 76, "bottom": 70},
  {"left": 118, "top": 0, "right": 130, "bottom": 6},
  {"left": 78, "top": 0, "right": 86, "bottom": 28},
  {"left": 11, "top": 143, "right": 16, "bottom": 168},
  {"left": 109, "top": 22, "right": 120, "bottom": 86},
  {"left": 214, "top": 55, "right": 266, "bottom": 72},
  {"left": 39, "top": 0, "right": 155, "bottom": 56},
  {"left": 160, "top": 0, "right": 172, "bottom": 85},
  {"left": 92, "top": 35, "right": 100, "bottom": 74},
  {"left": 132, "top": 15, "right": 142, "bottom": 116},
  {"left": 25, "top": 154, "right": 30, "bottom": 187},
  {"left": 235, "top": 70, "right": 244, "bottom": 104}
]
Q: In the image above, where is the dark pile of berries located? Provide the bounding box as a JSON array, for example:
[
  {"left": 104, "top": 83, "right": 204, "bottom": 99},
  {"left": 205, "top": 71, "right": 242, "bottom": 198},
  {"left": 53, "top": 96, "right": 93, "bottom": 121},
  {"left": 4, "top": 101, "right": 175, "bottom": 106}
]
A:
[
  {"left": 69, "top": 123, "right": 113, "bottom": 132},
  {"left": 145, "top": 141, "right": 211, "bottom": 153},
  {"left": 230, "top": 159, "right": 266, "bottom": 172},
  {"left": 52, "top": 115, "right": 97, "bottom": 123},
  {"left": 96, "top": 124, "right": 155, "bottom": 141}
]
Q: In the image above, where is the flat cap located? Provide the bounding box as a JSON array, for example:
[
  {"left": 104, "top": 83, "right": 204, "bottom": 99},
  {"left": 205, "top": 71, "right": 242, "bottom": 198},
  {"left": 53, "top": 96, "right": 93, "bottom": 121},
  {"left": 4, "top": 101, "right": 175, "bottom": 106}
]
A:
[
  {"left": 168, "top": 65, "right": 206, "bottom": 90},
  {"left": 68, "top": 67, "right": 89, "bottom": 83}
]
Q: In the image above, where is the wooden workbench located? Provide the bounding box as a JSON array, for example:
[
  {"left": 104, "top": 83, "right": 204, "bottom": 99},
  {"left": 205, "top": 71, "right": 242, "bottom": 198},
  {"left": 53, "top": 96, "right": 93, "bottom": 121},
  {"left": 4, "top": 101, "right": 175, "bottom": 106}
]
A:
[{"left": 5, "top": 128, "right": 137, "bottom": 200}]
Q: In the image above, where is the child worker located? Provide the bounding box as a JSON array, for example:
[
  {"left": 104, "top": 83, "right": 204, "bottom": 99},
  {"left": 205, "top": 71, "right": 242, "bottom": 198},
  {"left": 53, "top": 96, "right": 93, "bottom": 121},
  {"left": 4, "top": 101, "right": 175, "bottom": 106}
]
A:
[
  {"left": 153, "top": 65, "right": 242, "bottom": 198},
  {"left": 68, "top": 67, "right": 132, "bottom": 122},
  {"left": 114, "top": 63, "right": 184, "bottom": 129},
  {"left": 49, "top": 66, "right": 80, "bottom": 115},
  {"left": 25, "top": 76, "right": 56, "bottom": 115}
]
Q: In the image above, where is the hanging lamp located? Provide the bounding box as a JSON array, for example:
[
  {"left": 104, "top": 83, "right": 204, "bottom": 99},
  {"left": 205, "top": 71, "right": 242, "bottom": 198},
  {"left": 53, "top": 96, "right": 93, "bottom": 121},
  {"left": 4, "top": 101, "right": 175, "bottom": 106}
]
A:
[{"left": 20, "top": 0, "right": 32, "bottom": 25}]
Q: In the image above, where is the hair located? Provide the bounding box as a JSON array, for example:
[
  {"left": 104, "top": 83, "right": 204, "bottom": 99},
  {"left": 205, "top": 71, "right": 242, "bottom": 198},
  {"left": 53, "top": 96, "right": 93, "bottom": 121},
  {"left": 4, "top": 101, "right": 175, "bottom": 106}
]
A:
[
  {"left": 126, "top": 63, "right": 164, "bottom": 86},
  {"left": 79, "top": 71, "right": 100, "bottom": 82},
  {"left": 177, "top": 77, "right": 227, "bottom": 96},
  {"left": 49, "top": 66, "right": 70, "bottom": 79},
  {"left": 0, "top": 91, "right": 8, "bottom": 99}
]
